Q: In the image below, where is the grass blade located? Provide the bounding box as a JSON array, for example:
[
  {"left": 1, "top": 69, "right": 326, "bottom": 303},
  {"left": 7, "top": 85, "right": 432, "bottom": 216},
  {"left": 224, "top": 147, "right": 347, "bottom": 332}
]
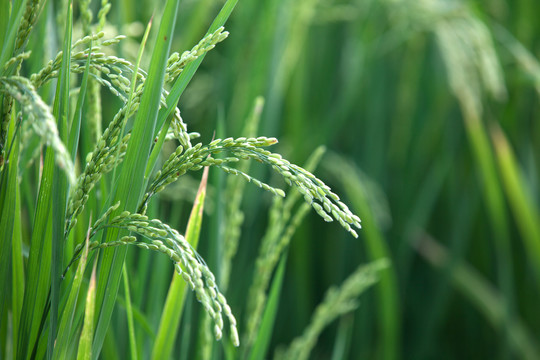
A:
[
  {"left": 122, "top": 264, "right": 138, "bottom": 360},
  {"left": 0, "top": 109, "right": 20, "bottom": 358},
  {"left": 92, "top": 0, "right": 181, "bottom": 356},
  {"left": 331, "top": 316, "right": 354, "bottom": 360},
  {"left": 155, "top": 0, "right": 239, "bottom": 132},
  {"left": 77, "top": 260, "right": 98, "bottom": 360},
  {"left": 68, "top": 41, "right": 92, "bottom": 161},
  {"left": 117, "top": 17, "right": 153, "bottom": 182},
  {"left": 0, "top": 0, "right": 28, "bottom": 77},
  {"left": 11, "top": 144, "right": 24, "bottom": 360},
  {"left": 53, "top": 224, "right": 91, "bottom": 360},
  {"left": 490, "top": 124, "right": 540, "bottom": 279},
  {"left": 18, "top": 131, "right": 56, "bottom": 359},
  {"left": 49, "top": 3, "right": 73, "bottom": 357},
  {"left": 109, "top": 20, "right": 152, "bottom": 358},
  {"left": 248, "top": 254, "right": 287, "bottom": 360}
]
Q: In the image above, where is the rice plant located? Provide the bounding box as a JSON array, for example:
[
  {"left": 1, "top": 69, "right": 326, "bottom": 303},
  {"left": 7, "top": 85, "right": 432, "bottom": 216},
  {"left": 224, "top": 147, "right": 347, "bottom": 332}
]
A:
[
  {"left": 0, "top": 0, "right": 383, "bottom": 359},
  {"left": 3, "top": 0, "right": 540, "bottom": 359}
]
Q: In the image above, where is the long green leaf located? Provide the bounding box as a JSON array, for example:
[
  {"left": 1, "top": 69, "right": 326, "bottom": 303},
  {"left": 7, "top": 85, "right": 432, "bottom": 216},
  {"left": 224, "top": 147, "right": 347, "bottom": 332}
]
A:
[
  {"left": 155, "top": 0, "right": 239, "bottom": 133},
  {"left": 20, "top": 199, "right": 53, "bottom": 359},
  {"left": 0, "top": 0, "right": 28, "bottom": 77},
  {"left": 11, "top": 142, "right": 24, "bottom": 360},
  {"left": 331, "top": 316, "right": 354, "bottom": 360},
  {"left": 68, "top": 40, "right": 93, "bottom": 162},
  {"left": 18, "top": 129, "right": 56, "bottom": 359},
  {"left": 491, "top": 124, "right": 540, "bottom": 279},
  {"left": 52, "top": 228, "right": 90, "bottom": 360},
  {"left": 0, "top": 108, "right": 19, "bottom": 359},
  {"left": 49, "top": 3, "right": 73, "bottom": 357},
  {"left": 77, "top": 260, "right": 98, "bottom": 360},
  {"left": 122, "top": 264, "right": 138, "bottom": 360},
  {"left": 91, "top": 0, "right": 181, "bottom": 356},
  {"left": 116, "top": 19, "right": 154, "bottom": 360},
  {"left": 248, "top": 254, "right": 287, "bottom": 360},
  {"left": 0, "top": 0, "right": 10, "bottom": 53}
]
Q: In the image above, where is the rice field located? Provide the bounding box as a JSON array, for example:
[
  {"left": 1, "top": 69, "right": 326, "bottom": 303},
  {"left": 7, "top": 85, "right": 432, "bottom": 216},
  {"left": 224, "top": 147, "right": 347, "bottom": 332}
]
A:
[{"left": 1, "top": 0, "right": 539, "bottom": 359}]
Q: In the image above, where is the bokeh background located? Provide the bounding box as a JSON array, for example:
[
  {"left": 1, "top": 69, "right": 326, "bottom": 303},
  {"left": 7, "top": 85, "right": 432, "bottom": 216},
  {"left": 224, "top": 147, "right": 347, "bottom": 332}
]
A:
[{"left": 102, "top": 0, "right": 540, "bottom": 358}]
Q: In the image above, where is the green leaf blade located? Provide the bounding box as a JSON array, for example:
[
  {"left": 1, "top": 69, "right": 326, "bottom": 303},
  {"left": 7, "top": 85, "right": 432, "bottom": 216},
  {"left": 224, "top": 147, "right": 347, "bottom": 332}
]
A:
[{"left": 91, "top": 0, "right": 181, "bottom": 356}]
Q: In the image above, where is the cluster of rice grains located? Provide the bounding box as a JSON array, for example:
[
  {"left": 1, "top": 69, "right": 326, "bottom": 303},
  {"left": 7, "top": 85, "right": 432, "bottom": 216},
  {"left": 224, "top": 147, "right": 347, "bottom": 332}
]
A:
[
  {"left": 75, "top": 204, "right": 240, "bottom": 346},
  {"left": 0, "top": 76, "right": 75, "bottom": 184},
  {"left": 65, "top": 28, "right": 229, "bottom": 231},
  {"left": 3, "top": 6, "right": 362, "bottom": 348},
  {"left": 141, "top": 136, "right": 362, "bottom": 238},
  {"left": 0, "top": 0, "right": 42, "bottom": 169},
  {"left": 71, "top": 133, "right": 362, "bottom": 347}
]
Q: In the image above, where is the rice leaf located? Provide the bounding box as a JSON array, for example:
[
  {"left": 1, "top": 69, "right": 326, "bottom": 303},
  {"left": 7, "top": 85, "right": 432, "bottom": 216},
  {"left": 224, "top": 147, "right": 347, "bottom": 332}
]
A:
[
  {"left": 491, "top": 124, "right": 540, "bottom": 279},
  {"left": 0, "top": 0, "right": 28, "bottom": 77},
  {"left": 77, "top": 260, "right": 98, "bottom": 360},
  {"left": 10, "top": 148, "right": 24, "bottom": 360},
  {"left": 122, "top": 264, "right": 138, "bottom": 360},
  {"left": 49, "top": 3, "right": 73, "bottom": 356},
  {"left": 17, "top": 118, "right": 56, "bottom": 359},
  {"left": 330, "top": 316, "right": 354, "bottom": 360},
  {"left": 52, "top": 223, "right": 90, "bottom": 360},
  {"left": 155, "top": 0, "right": 239, "bottom": 132},
  {"left": 68, "top": 40, "right": 92, "bottom": 161},
  {"left": 109, "top": 21, "right": 152, "bottom": 351},
  {"left": 91, "top": 0, "right": 181, "bottom": 356},
  {"left": 248, "top": 253, "right": 287, "bottom": 360},
  {"left": 0, "top": 109, "right": 20, "bottom": 358}
]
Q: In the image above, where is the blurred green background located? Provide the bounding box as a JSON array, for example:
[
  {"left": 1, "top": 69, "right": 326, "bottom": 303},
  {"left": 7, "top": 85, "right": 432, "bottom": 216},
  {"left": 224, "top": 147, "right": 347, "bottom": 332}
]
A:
[{"left": 105, "top": 0, "right": 540, "bottom": 358}]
